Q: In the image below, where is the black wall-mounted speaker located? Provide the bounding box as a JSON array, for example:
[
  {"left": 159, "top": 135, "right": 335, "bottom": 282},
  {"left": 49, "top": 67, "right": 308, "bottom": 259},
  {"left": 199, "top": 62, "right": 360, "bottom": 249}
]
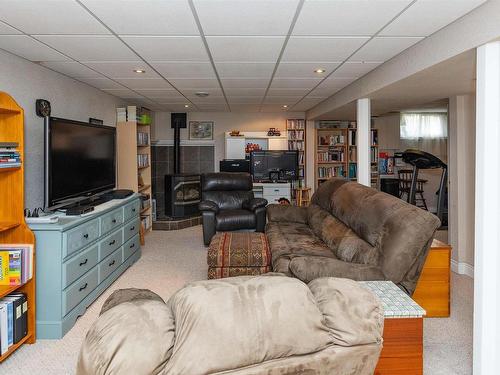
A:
[{"left": 171, "top": 113, "right": 187, "bottom": 128}]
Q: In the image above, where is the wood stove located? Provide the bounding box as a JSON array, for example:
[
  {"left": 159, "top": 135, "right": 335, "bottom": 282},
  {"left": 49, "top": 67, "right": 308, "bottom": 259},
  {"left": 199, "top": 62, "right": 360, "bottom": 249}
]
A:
[{"left": 165, "top": 174, "right": 201, "bottom": 218}]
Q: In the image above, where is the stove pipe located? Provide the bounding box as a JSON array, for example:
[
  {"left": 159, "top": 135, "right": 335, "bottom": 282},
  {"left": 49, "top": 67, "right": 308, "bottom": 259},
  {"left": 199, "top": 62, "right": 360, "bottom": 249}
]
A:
[{"left": 171, "top": 113, "right": 187, "bottom": 174}]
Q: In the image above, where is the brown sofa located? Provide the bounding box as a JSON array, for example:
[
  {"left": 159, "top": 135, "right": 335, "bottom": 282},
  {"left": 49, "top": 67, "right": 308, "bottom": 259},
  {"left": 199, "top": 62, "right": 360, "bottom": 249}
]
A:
[
  {"left": 77, "top": 275, "right": 383, "bottom": 375},
  {"left": 266, "top": 178, "right": 441, "bottom": 295}
]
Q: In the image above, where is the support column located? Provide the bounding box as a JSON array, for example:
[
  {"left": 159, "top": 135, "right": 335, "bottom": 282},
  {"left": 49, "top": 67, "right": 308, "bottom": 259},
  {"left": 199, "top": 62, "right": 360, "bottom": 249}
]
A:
[
  {"left": 474, "top": 41, "right": 500, "bottom": 374},
  {"left": 357, "top": 98, "right": 371, "bottom": 186}
]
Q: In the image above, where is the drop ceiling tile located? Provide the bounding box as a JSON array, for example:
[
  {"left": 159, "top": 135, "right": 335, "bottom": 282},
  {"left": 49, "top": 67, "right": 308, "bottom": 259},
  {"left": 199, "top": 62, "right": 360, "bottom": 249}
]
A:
[
  {"left": 190, "top": 96, "right": 227, "bottom": 105},
  {"left": 80, "top": 0, "right": 199, "bottom": 35},
  {"left": 350, "top": 37, "right": 423, "bottom": 61},
  {"left": 39, "top": 61, "right": 102, "bottom": 78},
  {"left": 275, "top": 62, "right": 341, "bottom": 78},
  {"left": 227, "top": 97, "right": 263, "bottom": 104},
  {"left": 316, "top": 77, "right": 356, "bottom": 90},
  {"left": 196, "top": 105, "right": 229, "bottom": 112},
  {"left": 292, "top": 97, "right": 325, "bottom": 111},
  {"left": 114, "top": 78, "right": 173, "bottom": 90},
  {"left": 151, "top": 62, "right": 215, "bottom": 79},
  {"left": 135, "top": 89, "right": 185, "bottom": 99},
  {"left": 332, "top": 62, "right": 382, "bottom": 78},
  {"left": 381, "top": 0, "right": 487, "bottom": 37},
  {"left": 267, "top": 88, "right": 310, "bottom": 96},
  {"left": 221, "top": 79, "right": 269, "bottom": 88},
  {"left": 310, "top": 82, "right": 346, "bottom": 97},
  {"left": 158, "top": 103, "right": 194, "bottom": 111},
  {"left": 224, "top": 88, "right": 267, "bottom": 96},
  {"left": 263, "top": 96, "right": 302, "bottom": 104},
  {"left": 122, "top": 36, "right": 208, "bottom": 61},
  {"left": 270, "top": 79, "right": 322, "bottom": 89},
  {"left": 293, "top": 0, "right": 412, "bottom": 36},
  {"left": 102, "top": 89, "right": 145, "bottom": 99},
  {"left": 193, "top": 0, "right": 299, "bottom": 36},
  {"left": 0, "top": 0, "right": 109, "bottom": 34},
  {"left": 78, "top": 78, "right": 128, "bottom": 90},
  {"left": 206, "top": 36, "right": 285, "bottom": 62},
  {"left": 230, "top": 104, "right": 262, "bottom": 112},
  {"left": 0, "top": 35, "right": 69, "bottom": 61},
  {"left": 35, "top": 35, "right": 138, "bottom": 61},
  {"left": 170, "top": 79, "right": 221, "bottom": 88},
  {"left": 282, "top": 37, "right": 369, "bottom": 62},
  {"left": 261, "top": 104, "right": 290, "bottom": 112},
  {"left": 181, "top": 88, "right": 224, "bottom": 98},
  {"left": 83, "top": 62, "right": 160, "bottom": 78},
  {"left": 0, "top": 21, "right": 20, "bottom": 34},
  {"left": 215, "top": 62, "right": 275, "bottom": 79}
]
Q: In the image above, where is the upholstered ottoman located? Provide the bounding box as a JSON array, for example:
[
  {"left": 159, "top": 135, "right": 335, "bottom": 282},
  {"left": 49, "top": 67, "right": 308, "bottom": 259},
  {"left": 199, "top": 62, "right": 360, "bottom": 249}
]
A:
[{"left": 207, "top": 232, "right": 271, "bottom": 279}]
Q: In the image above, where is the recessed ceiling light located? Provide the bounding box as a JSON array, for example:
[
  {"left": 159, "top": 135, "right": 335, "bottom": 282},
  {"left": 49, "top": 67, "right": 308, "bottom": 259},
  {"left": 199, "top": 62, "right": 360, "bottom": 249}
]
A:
[
  {"left": 282, "top": 105, "right": 288, "bottom": 108},
  {"left": 133, "top": 68, "right": 146, "bottom": 73},
  {"left": 314, "top": 68, "right": 326, "bottom": 74},
  {"left": 184, "top": 104, "right": 190, "bottom": 108},
  {"left": 195, "top": 92, "right": 210, "bottom": 97}
]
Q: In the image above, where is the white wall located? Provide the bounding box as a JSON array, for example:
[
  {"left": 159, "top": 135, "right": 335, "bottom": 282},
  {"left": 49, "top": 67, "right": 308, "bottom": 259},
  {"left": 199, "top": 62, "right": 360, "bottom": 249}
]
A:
[
  {"left": 152, "top": 110, "right": 305, "bottom": 170},
  {"left": 449, "top": 94, "right": 475, "bottom": 275},
  {"left": 0, "top": 50, "right": 125, "bottom": 210}
]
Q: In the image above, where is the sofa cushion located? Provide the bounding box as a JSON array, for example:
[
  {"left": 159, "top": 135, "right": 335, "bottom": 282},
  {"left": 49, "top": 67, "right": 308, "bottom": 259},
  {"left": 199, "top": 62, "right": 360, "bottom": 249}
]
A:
[
  {"left": 266, "top": 204, "right": 308, "bottom": 224},
  {"left": 216, "top": 209, "right": 256, "bottom": 230},
  {"left": 77, "top": 299, "right": 175, "bottom": 375},
  {"left": 309, "top": 277, "right": 384, "bottom": 347},
  {"left": 307, "top": 204, "right": 379, "bottom": 266},
  {"left": 163, "top": 276, "right": 332, "bottom": 375},
  {"left": 289, "top": 256, "right": 385, "bottom": 284}
]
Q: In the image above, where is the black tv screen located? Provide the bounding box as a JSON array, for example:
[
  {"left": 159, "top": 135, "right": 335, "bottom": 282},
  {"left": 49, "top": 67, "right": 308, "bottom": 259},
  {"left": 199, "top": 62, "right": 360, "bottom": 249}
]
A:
[
  {"left": 47, "top": 117, "right": 116, "bottom": 207},
  {"left": 250, "top": 150, "right": 298, "bottom": 182}
]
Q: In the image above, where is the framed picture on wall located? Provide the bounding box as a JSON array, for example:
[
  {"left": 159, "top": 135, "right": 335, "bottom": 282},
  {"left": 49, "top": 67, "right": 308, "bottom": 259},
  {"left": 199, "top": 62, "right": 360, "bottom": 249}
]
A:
[{"left": 189, "top": 121, "right": 214, "bottom": 140}]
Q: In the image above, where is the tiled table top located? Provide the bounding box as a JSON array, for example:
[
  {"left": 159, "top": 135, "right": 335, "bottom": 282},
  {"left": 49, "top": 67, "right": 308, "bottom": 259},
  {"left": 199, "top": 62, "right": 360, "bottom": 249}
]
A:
[{"left": 359, "top": 281, "right": 426, "bottom": 318}]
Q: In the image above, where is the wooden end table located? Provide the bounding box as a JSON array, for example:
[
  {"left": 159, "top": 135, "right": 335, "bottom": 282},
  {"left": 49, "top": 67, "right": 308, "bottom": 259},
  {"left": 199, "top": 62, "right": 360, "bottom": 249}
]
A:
[{"left": 359, "top": 281, "right": 426, "bottom": 375}]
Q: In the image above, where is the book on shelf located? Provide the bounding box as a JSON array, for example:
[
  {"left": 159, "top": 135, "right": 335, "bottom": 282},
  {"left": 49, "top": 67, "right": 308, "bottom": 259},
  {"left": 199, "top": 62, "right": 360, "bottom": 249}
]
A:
[
  {"left": 371, "top": 129, "right": 378, "bottom": 145},
  {"left": 286, "top": 119, "right": 305, "bottom": 130},
  {"left": 318, "top": 134, "right": 345, "bottom": 146},
  {"left": 137, "top": 154, "right": 149, "bottom": 168},
  {"left": 348, "top": 129, "right": 356, "bottom": 146},
  {"left": 137, "top": 132, "right": 149, "bottom": 146},
  {"left": 317, "top": 166, "right": 345, "bottom": 179},
  {"left": 0, "top": 293, "right": 28, "bottom": 352},
  {"left": 0, "top": 149, "right": 21, "bottom": 168},
  {"left": 141, "top": 215, "right": 151, "bottom": 231},
  {"left": 0, "top": 244, "right": 34, "bottom": 286}
]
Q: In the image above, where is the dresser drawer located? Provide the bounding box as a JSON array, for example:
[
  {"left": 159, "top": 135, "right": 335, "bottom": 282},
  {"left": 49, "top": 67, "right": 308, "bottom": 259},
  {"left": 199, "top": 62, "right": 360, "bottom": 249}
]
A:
[
  {"left": 124, "top": 218, "right": 140, "bottom": 242},
  {"left": 62, "top": 267, "right": 98, "bottom": 316},
  {"left": 99, "top": 248, "right": 123, "bottom": 283},
  {"left": 263, "top": 185, "right": 290, "bottom": 197},
  {"left": 63, "top": 219, "right": 100, "bottom": 258},
  {"left": 62, "top": 244, "right": 99, "bottom": 288},
  {"left": 99, "top": 228, "right": 123, "bottom": 261},
  {"left": 101, "top": 207, "right": 124, "bottom": 235},
  {"left": 124, "top": 199, "right": 140, "bottom": 221},
  {"left": 123, "top": 234, "right": 140, "bottom": 262}
]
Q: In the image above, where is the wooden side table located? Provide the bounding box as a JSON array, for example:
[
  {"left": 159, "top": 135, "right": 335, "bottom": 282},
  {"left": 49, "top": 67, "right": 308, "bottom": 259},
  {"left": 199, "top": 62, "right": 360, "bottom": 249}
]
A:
[{"left": 360, "top": 281, "right": 426, "bottom": 375}]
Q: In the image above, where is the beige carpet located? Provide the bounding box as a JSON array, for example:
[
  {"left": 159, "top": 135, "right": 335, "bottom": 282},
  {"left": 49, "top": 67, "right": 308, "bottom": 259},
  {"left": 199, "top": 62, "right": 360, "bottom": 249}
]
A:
[{"left": 2, "top": 226, "right": 473, "bottom": 375}]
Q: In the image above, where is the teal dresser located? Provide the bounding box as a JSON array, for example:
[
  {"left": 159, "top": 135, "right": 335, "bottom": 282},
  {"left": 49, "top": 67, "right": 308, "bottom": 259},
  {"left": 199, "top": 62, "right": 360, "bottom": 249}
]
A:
[{"left": 29, "top": 195, "right": 142, "bottom": 339}]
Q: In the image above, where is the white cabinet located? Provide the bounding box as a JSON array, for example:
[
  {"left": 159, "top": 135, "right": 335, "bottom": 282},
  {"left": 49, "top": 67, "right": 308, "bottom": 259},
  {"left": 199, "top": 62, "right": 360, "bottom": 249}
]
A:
[
  {"left": 225, "top": 132, "right": 288, "bottom": 159},
  {"left": 253, "top": 182, "right": 291, "bottom": 205},
  {"left": 225, "top": 136, "right": 246, "bottom": 159}
]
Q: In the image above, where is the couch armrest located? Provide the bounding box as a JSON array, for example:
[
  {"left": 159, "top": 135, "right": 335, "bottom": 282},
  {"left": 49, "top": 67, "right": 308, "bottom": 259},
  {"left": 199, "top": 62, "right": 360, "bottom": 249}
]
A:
[
  {"left": 243, "top": 197, "right": 268, "bottom": 212},
  {"left": 266, "top": 204, "right": 308, "bottom": 224},
  {"left": 289, "top": 256, "right": 386, "bottom": 284},
  {"left": 199, "top": 200, "right": 219, "bottom": 214},
  {"left": 308, "top": 277, "right": 384, "bottom": 347}
]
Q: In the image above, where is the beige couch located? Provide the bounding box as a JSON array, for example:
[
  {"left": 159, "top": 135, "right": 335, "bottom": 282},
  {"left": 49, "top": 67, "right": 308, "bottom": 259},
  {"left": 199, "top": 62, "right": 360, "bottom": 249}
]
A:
[
  {"left": 266, "top": 178, "right": 441, "bottom": 295},
  {"left": 77, "top": 275, "right": 383, "bottom": 375}
]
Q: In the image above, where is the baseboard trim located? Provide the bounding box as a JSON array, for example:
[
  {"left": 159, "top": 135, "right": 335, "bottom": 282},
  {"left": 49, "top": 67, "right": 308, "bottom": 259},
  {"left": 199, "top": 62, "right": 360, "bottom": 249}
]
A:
[{"left": 451, "top": 259, "right": 474, "bottom": 278}]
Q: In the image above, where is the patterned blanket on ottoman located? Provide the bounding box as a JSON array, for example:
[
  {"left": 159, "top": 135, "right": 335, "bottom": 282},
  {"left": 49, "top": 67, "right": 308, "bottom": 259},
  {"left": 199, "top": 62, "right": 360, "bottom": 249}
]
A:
[{"left": 207, "top": 232, "right": 271, "bottom": 279}]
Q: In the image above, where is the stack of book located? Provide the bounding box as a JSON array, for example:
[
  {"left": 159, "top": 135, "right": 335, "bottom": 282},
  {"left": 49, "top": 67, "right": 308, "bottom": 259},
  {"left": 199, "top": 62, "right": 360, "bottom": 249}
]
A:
[
  {"left": 0, "top": 293, "right": 28, "bottom": 354},
  {"left": 137, "top": 132, "right": 149, "bottom": 146},
  {"left": 0, "top": 143, "right": 21, "bottom": 169},
  {"left": 137, "top": 154, "right": 149, "bottom": 168},
  {"left": 0, "top": 244, "right": 34, "bottom": 286}
]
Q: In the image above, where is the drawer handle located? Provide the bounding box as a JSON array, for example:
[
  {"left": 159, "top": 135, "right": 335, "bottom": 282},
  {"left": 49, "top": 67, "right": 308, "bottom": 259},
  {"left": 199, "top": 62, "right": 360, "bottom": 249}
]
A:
[
  {"left": 109, "top": 260, "right": 116, "bottom": 267},
  {"left": 130, "top": 243, "right": 135, "bottom": 249},
  {"left": 83, "top": 233, "right": 89, "bottom": 239},
  {"left": 112, "top": 219, "right": 117, "bottom": 223},
  {"left": 109, "top": 240, "right": 116, "bottom": 246},
  {"left": 79, "top": 259, "right": 88, "bottom": 266},
  {"left": 130, "top": 226, "right": 135, "bottom": 231},
  {"left": 274, "top": 189, "right": 279, "bottom": 192},
  {"left": 132, "top": 208, "right": 136, "bottom": 212},
  {"left": 79, "top": 283, "right": 88, "bottom": 292}
]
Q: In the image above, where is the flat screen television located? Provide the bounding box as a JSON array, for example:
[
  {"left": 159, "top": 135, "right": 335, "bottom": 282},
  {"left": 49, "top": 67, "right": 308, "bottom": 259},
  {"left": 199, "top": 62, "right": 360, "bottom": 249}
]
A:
[
  {"left": 250, "top": 150, "right": 298, "bottom": 182},
  {"left": 46, "top": 117, "right": 116, "bottom": 208}
]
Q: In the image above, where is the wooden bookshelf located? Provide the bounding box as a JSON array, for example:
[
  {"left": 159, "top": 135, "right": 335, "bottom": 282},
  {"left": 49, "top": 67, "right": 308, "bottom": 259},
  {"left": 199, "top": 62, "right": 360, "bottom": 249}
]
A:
[
  {"left": 117, "top": 106, "right": 153, "bottom": 239},
  {"left": 0, "top": 91, "right": 36, "bottom": 362},
  {"left": 314, "top": 122, "right": 379, "bottom": 189},
  {"left": 286, "top": 119, "right": 306, "bottom": 204}
]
